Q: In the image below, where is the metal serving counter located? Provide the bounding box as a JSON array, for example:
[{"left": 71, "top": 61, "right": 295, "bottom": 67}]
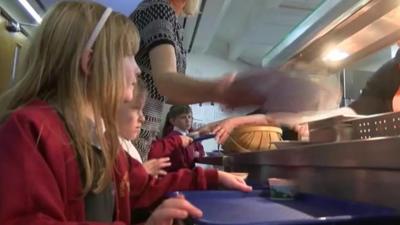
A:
[{"left": 224, "top": 137, "right": 400, "bottom": 211}]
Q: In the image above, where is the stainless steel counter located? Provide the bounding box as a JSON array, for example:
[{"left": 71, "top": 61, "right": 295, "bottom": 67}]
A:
[{"left": 225, "top": 137, "right": 400, "bottom": 210}]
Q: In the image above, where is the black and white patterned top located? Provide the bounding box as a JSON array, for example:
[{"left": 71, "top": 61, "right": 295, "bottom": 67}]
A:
[{"left": 130, "top": 0, "right": 187, "bottom": 160}]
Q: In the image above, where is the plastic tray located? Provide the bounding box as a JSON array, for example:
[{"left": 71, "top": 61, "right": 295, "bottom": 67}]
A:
[{"left": 180, "top": 190, "right": 399, "bottom": 225}]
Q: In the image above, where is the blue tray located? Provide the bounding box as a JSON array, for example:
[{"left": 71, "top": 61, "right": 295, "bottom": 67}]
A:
[{"left": 180, "top": 190, "right": 399, "bottom": 225}]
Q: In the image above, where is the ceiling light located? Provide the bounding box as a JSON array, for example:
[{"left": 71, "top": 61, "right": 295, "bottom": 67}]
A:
[
  {"left": 323, "top": 49, "right": 349, "bottom": 62},
  {"left": 18, "top": 0, "right": 42, "bottom": 24}
]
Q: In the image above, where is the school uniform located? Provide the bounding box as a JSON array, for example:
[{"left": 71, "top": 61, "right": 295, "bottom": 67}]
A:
[
  {"left": 129, "top": 156, "right": 218, "bottom": 223},
  {"left": 0, "top": 100, "right": 219, "bottom": 224},
  {"left": 0, "top": 100, "right": 130, "bottom": 224},
  {"left": 148, "top": 130, "right": 205, "bottom": 172},
  {"left": 128, "top": 127, "right": 217, "bottom": 223},
  {"left": 120, "top": 137, "right": 218, "bottom": 212},
  {"left": 120, "top": 137, "right": 143, "bottom": 163},
  {"left": 129, "top": 157, "right": 217, "bottom": 209}
]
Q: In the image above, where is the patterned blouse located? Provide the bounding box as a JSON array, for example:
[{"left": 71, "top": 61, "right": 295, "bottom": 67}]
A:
[{"left": 130, "top": 0, "right": 187, "bottom": 160}]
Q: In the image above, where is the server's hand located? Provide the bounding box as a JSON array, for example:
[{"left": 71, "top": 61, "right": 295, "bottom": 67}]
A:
[
  {"left": 212, "top": 120, "right": 235, "bottom": 144},
  {"left": 222, "top": 68, "right": 340, "bottom": 112},
  {"left": 294, "top": 123, "right": 309, "bottom": 141}
]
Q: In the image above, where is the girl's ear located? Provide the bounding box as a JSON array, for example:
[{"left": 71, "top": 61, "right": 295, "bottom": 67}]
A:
[
  {"left": 80, "top": 49, "right": 93, "bottom": 76},
  {"left": 169, "top": 117, "right": 175, "bottom": 125}
]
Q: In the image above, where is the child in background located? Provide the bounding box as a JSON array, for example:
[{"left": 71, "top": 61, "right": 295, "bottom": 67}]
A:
[
  {"left": 0, "top": 1, "right": 202, "bottom": 224},
  {"left": 119, "top": 78, "right": 252, "bottom": 223},
  {"left": 149, "top": 105, "right": 205, "bottom": 172},
  {"left": 118, "top": 79, "right": 171, "bottom": 177},
  {"left": 120, "top": 134, "right": 171, "bottom": 177}
]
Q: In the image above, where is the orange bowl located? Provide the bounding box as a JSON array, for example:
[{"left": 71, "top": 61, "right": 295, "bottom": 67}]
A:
[{"left": 222, "top": 125, "right": 283, "bottom": 153}]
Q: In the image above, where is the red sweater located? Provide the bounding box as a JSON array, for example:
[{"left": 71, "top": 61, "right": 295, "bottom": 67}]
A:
[
  {"left": 129, "top": 157, "right": 217, "bottom": 209},
  {"left": 148, "top": 131, "right": 205, "bottom": 172},
  {"left": 129, "top": 157, "right": 218, "bottom": 223},
  {"left": 0, "top": 100, "right": 130, "bottom": 225},
  {"left": 0, "top": 100, "right": 218, "bottom": 225}
]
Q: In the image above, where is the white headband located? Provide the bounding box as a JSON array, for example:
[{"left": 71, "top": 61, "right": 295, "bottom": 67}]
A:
[{"left": 85, "top": 7, "right": 113, "bottom": 50}]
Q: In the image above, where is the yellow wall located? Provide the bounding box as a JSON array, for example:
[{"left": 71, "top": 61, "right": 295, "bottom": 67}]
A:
[{"left": 0, "top": 16, "right": 27, "bottom": 94}]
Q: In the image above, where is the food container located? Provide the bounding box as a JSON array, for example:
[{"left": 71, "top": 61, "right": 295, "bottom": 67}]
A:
[
  {"left": 349, "top": 111, "right": 400, "bottom": 139},
  {"left": 308, "top": 116, "right": 356, "bottom": 142},
  {"left": 268, "top": 178, "right": 297, "bottom": 200},
  {"left": 222, "top": 125, "right": 282, "bottom": 153},
  {"left": 307, "top": 112, "right": 400, "bottom": 142}
]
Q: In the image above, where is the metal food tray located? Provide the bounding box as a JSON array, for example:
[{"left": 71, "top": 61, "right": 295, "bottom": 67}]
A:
[
  {"left": 347, "top": 112, "right": 400, "bottom": 139},
  {"left": 308, "top": 115, "right": 358, "bottom": 142},
  {"left": 308, "top": 112, "right": 400, "bottom": 142},
  {"left": 308, "top": 115, "right": 358, "bottom": 130}
]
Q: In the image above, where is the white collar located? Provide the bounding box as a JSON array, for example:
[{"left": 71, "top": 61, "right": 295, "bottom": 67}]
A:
[
  {"left": 173, "top": 126, "right": 188, "bottom": 135},
  {"left": 119, "top": 137, "right": 143, "bottom": 163}
]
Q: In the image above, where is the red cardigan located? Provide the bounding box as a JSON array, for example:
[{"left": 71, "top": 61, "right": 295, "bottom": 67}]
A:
[
  {"left": 0, "top": 100, "right": 129, "bottom": 224},
  {"left": 129, "top": 157, "right": 218, "bottom": 223},
  {"left": 0, "top": 100, "right": 218, "bottom": 225},
  {"left": 148, "top": 131, "right": 205, "bottom": 172},
  {"left": 129, "top": 157, "right": 217, "bottom": 209}
]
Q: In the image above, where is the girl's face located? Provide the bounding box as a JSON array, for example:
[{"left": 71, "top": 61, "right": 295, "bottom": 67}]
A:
[
  {"left": 170, "top": 112, "right": 192, "bottom": 131},
  {"left": 122, "top": 56, "right": 141, "bottom": 102},
  {"left": 118, "top": 99, "right": 145, "bottom": 140}
]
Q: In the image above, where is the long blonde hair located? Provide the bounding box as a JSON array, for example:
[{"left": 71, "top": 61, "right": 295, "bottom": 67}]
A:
[{"left": 0, "top": 1, "right": 139, "bottom": 194}]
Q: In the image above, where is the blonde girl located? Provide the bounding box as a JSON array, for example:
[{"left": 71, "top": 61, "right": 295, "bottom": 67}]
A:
[{"left": 0, "top": 1, "right": 200, "bottom": 224}]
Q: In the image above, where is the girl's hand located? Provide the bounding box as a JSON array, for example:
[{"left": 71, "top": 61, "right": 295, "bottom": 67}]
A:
[
  {"left": 145, "top": 196, "right": 203, "bottom": 225},
  {"left": 217, "top": 171, "right": 252, "bottom": 192},
  {"left": 179, "top": 135, "right": 193, "bottom": 148},
  {"left": 143, "top": 157, "right": 171, "bottom": 177}
]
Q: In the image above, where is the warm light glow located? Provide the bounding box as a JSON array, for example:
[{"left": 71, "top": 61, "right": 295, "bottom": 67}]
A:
[
  {"left": 323, "top": 49, "right": 349, "bottom": 62},
  {"left": 18, "top": 0, "right": 42, "bottom": 23}
]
